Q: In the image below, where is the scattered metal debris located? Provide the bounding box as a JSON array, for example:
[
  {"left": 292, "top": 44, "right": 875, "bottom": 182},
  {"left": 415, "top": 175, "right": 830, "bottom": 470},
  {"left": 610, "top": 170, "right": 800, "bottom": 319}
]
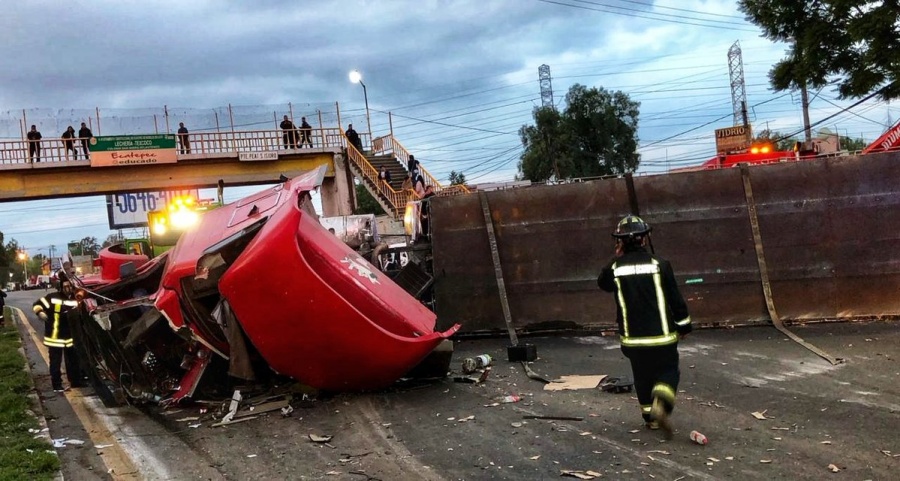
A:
[{"left": 523, "top": 415, "right": 584, "bottom": 421}]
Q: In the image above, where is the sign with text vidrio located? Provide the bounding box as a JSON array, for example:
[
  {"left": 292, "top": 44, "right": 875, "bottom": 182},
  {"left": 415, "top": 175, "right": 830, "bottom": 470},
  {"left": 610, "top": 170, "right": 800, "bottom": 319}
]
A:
[
  {"left": 714, "top": 125, "right": 752, "bottom": 154},
  {"left": 90, "top": 135, "right": 178, "bottom": 167}
]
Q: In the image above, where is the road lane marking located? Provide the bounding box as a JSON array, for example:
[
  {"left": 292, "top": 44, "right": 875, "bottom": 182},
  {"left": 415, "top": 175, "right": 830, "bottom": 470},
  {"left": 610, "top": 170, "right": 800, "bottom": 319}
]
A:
[{"left": 16, "top": 307, "right": 140, "bottom": 479}]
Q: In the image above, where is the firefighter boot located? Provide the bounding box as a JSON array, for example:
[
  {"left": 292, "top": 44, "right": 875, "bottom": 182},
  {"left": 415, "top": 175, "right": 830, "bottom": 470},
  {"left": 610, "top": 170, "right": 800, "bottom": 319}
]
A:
[{"left": 650, "top": 397, "right": 673, "bottom": 440}]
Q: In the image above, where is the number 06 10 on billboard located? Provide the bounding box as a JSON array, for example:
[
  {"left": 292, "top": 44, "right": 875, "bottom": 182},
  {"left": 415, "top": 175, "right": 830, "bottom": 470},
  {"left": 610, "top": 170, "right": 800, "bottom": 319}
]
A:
[{"left": 106, "top": 190, "right": 200, "bottom": 229}]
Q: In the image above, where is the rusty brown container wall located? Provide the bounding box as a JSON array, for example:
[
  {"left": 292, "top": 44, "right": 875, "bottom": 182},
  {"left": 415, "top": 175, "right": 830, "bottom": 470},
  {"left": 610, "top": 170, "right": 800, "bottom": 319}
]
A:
[{"left": 432, "top": 152, "right": 900, "bottom": 334}]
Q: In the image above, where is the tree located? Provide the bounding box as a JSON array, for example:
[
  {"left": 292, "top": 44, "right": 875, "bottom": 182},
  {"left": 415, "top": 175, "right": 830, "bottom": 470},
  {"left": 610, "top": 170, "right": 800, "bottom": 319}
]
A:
[
  {"left": 839, "top": 135, "right": 867, "bottom": 152},
  {"left": 353, "top": 184, "right": 386, "bottom": 216},
  {"left": 448, "top": 170, "right": 467, "bottom": 186},
  {"left": 103, "top": 233, "right": 125, "bottom": 248},
  {"left": 739, "top": 1, "right": 900, "bottom": 101},
  {"left": 754, "top": 129, "right": 797, "bottom": 151},
  {"left": 518, "top": 84, "right": 640, "bottom": 182},
  {"left": 79, "top": 236, "right": 101, "bottom": 257}
]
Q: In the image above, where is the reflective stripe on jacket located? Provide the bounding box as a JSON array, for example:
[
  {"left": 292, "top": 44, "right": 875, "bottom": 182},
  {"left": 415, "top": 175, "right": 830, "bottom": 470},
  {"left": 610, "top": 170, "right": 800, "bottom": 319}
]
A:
[
  {"left": 33, "top": 294, "right": 77, "bottom": 348},
  {"left": 598, "top": 247, "right": 691, "bottom": 347}
]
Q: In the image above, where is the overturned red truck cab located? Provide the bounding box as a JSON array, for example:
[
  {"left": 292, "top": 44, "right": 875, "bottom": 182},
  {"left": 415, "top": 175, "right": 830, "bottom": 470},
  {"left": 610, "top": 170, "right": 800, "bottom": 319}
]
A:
[{"left": 72, "top": 166, "right": 459, "bottom": 406}]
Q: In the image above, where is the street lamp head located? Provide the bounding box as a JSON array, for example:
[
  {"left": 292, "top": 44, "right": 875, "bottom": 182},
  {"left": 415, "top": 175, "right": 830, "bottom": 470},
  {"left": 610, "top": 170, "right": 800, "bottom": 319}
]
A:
[
  {"left": 17, "top": 251, "right": 26, "bottom": 261},
  {"left": 349, "top": 70, "right": 362, "bottom": 84}
]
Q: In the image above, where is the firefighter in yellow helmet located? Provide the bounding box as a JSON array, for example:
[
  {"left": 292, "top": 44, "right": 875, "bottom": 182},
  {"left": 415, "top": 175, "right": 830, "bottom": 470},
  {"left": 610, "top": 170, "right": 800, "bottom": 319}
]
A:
[
  {"left": 598, "top": 215, "right": 692, "bottom": 439},
  {"left": 33, "top": 270, "right": 85, "bottom": 392}
]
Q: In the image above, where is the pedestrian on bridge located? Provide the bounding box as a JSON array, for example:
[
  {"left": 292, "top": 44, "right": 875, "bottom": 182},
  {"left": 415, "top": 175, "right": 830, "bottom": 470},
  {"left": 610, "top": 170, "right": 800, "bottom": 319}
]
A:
[
  {"left": 378, "top": 166, "right": 392, "bottom": 186},
  {"left": 78, "top": 122, "right": 93, "bottom": 159},
  {"left": 281, "top": 115, "right": 297, "bottom": 149},
  {"left": 27, "top": 125, "right": 42, "bottom": 162},
  {"left": 177, "top": 122, "right": 191, "bottom": 154},
  {"left": 598, "top": 215, "right": 692, "bottom": 440},
  {"left": 300, "top": 117, "right": 313, "bottom": 148},
  {"left": 33, "top": 270, "right": 85, "bottom": 392},
  {"left": 346, "top": 123, "right": 362, "bottom": 152},
  {"left": 62, "top": 126, "right": 77, "bottom": 160},
  {"left": 407, "top": 154, "right": 420, "bottom": 177}
]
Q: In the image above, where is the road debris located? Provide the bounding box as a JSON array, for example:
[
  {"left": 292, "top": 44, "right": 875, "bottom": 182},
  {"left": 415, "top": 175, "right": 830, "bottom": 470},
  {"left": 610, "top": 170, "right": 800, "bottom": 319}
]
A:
[
  {"left": 827, "top": 463, "right": 841, "bottom": 472},
  {"left": 760, "top": 459, "right": 773, "bottom": 464},
  {"left": 690, "top": 430, "right": 708, "bottom": 445},
  {"left": 751, "top": 410, "right": 770, "bottom": 420},
  {"left": 523, "top": 415, "right": 584, "bottom": 421},
  {"left": 453, "top": 366, "right": 491, "bottom": 384},
  {"left": 309, "top": 434, "right": 333, "bottom": 443},
  {"left": 499, "top": 395, "right": 521, "bottom": 403},
  {"left": 599, "top": 376, "right": 633, "bottom": 393},
  {"left": 544, "top": 375, "right": 607, "bottom": 391},
  {"left": 561, "top": 469, "right": 602, "bottom": 479}
]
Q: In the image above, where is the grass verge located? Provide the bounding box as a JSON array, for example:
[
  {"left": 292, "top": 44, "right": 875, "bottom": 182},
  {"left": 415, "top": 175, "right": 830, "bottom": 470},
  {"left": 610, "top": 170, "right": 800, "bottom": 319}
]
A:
[{"left": 0, "top": 307, "right": 60, "bottom": 481}]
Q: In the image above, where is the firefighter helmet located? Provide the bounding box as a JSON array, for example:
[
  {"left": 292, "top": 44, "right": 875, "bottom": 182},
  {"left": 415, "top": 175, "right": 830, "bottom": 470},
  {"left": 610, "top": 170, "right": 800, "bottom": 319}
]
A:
[{"left": 612, "top": 215, "right": 651, "bottom": 239}]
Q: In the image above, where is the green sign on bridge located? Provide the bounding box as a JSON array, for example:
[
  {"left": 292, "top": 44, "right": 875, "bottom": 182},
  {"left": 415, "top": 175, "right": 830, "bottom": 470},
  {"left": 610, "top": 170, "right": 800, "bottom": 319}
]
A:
[{"left": 90, "top": 134, "right": 178, "bottom": 167}]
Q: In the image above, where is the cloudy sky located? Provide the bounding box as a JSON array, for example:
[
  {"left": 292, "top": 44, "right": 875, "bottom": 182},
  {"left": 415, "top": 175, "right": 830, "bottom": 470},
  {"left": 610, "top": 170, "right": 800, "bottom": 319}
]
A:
[{"left": 1, "top": 0, "right": 895, "bottom": 258}]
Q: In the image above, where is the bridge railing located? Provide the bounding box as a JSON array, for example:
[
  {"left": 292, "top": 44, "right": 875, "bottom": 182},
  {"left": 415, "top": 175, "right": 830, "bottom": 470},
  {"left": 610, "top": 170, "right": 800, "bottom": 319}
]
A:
[
  {"left": 371, "top": 134, "right": 470, "bottom": 197},
  {"left": 0, "top": 127, "right": 348, "bottom": 168}
]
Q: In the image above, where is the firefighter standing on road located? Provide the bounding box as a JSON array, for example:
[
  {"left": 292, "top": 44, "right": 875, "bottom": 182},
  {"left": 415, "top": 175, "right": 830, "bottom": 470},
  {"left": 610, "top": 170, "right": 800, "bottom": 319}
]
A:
[
  {"left": 33, "top": 270, "right": 84, "bottom": 392},
  {"left": 598, "top": 215, "right": 692, "bottom": 439}
]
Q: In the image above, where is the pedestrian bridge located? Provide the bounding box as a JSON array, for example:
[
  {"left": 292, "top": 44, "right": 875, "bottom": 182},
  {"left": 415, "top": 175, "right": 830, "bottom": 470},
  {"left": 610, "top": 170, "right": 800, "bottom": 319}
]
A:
[
  {"left": 0, "top": 126, "right": 371, "bottom": 216},
  {"left": 0, "top": 114, "right": 469, "bottom": 219}
]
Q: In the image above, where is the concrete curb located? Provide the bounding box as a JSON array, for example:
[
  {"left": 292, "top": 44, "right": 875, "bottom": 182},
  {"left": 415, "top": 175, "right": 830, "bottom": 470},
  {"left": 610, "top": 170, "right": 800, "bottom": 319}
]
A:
[{"left": 9, "top": 306, "right": 65, "bottom": 481}]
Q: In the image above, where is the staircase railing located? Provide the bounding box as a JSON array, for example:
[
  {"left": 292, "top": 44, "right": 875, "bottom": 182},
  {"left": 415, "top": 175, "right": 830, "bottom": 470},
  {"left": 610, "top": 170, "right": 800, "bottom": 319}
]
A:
[
  {"left": 372, "top": 134, "right": 470, "bottom": 196},
  {"left": 344, "top": 133, "right": 408, "bottom": 218}
]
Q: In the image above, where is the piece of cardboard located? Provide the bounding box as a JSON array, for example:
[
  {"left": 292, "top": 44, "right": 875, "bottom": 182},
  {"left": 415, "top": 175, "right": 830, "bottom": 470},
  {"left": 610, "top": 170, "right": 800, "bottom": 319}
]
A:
[{"left": 543, "top": 374, "right": 607, "bottom": 391}]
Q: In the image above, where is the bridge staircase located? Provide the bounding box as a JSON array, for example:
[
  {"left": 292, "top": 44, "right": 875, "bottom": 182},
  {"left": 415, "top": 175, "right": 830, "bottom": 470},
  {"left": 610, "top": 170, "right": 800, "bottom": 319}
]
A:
[{"left": 344, "top": 133, "right": 470, "bottom": 220}]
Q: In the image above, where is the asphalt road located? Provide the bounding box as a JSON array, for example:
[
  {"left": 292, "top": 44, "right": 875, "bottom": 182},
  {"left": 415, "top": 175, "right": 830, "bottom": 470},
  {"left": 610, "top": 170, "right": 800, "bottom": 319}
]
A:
[{"left": 7, "top": 288, "right": 899, "bottom": 480}]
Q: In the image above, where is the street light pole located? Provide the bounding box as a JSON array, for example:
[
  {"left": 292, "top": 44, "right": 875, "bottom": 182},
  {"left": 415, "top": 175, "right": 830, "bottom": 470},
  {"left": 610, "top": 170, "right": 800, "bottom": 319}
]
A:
[
  {"left": 17, "top": 251, "right": 27, "bottom": 283},
  {"left": 349, "top": 70, "right": 373, "bottom": 143}
]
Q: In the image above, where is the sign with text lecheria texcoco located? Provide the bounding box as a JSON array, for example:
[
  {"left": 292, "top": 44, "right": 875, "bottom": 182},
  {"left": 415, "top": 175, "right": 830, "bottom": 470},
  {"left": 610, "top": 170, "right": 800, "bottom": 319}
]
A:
[{"left": 90, "top": 135, "right": 178, "bottom": 167}]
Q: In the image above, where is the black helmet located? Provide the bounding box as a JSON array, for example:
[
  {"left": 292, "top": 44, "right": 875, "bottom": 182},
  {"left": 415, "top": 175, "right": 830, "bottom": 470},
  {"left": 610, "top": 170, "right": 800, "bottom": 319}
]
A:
[{"left": 612, "top": 215, "right": 651, "bottom": 239}]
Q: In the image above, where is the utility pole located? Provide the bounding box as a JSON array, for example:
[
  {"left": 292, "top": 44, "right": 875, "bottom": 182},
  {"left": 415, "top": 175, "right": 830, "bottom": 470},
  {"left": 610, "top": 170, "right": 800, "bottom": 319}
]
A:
[{"left": 801, "top": 83, "right": 812, "bottom": 142}]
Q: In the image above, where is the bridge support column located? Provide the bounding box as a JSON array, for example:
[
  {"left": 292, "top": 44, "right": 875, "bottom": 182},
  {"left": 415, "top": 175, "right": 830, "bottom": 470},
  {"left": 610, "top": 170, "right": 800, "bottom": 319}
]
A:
[{"left": 320, "top": 153, "right": 354, "bottom": 217}]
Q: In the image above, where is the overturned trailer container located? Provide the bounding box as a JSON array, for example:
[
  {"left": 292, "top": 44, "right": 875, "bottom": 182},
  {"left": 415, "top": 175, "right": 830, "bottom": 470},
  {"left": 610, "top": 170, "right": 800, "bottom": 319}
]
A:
[{"left": 72, "top": 166, "right": 459, "bottom": 406}]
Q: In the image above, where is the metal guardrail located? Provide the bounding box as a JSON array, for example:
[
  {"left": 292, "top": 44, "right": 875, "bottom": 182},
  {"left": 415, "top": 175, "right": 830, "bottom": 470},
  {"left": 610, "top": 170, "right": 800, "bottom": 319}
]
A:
[{"left": 0, "top": 127, "right": 356, "bottom": 167}]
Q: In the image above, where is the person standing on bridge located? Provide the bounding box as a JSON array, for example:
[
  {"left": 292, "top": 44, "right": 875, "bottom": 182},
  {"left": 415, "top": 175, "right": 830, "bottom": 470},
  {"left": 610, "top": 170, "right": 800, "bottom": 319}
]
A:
[
  {"left": 281, "top": 115, "right": 297, "bottom": 149},
  {"left": 407, "top": 154, "right": 420, "bottom": 178},
  {"left": 62, "top": 125, "right": 77, "bottom": 160},
  {"left": 378, "top": 166, "right": 392, "bottom": 186},
  {"left": 78, "top": 122, "right": 92, "bottom": 159},
  {"left": 33, "top": 270, "right": 85, "bottom": 392},
  {"left": 177, "top": 122, "right": 191, "bottom": 154},
  {"left": 345, "top": 123, "right": 362, "bottom": 152},
  {"left": 27, "top": 125, "right": 42, "bottom": 162},
  {"left": 300, "top": 117, "right": 313, "bottom": 148},
  {"left": 598, "top": 215, "right": 692, "bottom": 439}
]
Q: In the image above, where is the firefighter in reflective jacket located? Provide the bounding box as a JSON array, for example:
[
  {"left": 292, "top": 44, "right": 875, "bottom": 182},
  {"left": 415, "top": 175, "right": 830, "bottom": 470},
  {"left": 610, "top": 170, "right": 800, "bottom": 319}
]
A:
[
  {"left": 33, "top": 271, "right": 84, "bottom": 392},
  {"left": 598, "top": 215, "right": 691, "bottom": 439}
]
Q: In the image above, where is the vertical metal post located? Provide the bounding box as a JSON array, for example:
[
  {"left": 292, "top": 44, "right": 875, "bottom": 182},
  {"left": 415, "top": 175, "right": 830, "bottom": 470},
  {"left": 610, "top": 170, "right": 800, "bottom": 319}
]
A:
[
  {"left": 479, "top": 192, "right": 518, "bottom": 346},
  {"left": 164, "top": 105, "right": 170, "bottom": 134},
  {"left": 96, "top": 107, "right": 101, "bottom": 136},
  {"left": 21, "top": 110, "right": 27, "bottom": 139},
  {"left": 335, "top": 102, "right": 342, "bottom": 148},
  {"left": 153, "top": 114, "right": 159, "bottom": 134},
  {"left": 228, "top": 104, "right": 235, "bottom": 152},
  {"left": 389, "top": 111, "right": 394, "bottom": 138},
  {"left": 317, "top": 109, "right": 324, "bottom": 148}
]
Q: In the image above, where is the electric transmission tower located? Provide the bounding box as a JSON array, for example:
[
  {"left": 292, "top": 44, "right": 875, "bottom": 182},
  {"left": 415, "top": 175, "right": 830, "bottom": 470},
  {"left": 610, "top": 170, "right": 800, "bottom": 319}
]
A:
[
  {"left": 728, "top": 41, "right": 749, "bottom": 127},
  {"left": 539, "top": 64, "right": 555, "bottom": 110}
]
